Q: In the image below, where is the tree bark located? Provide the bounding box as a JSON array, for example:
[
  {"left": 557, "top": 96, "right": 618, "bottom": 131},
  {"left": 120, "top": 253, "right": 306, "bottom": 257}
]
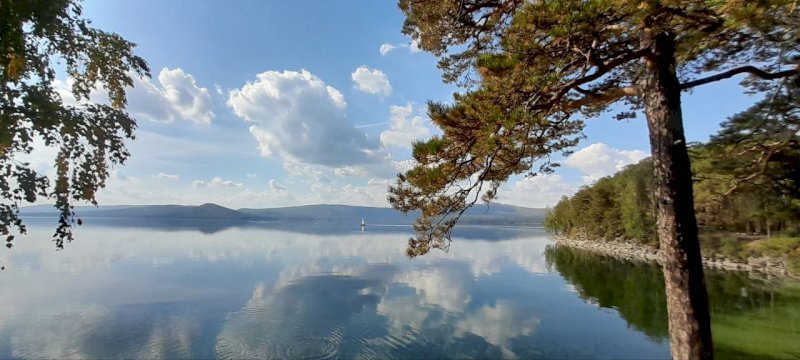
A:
[
  {"left": 766, "top": 218, "right": 771, "bottom": 239},
  {"left": 765, "top": 205, "right": 772, "bottom": 239},
  {"left": 640, "top": 31, "right": 714, "bottom": 360}
]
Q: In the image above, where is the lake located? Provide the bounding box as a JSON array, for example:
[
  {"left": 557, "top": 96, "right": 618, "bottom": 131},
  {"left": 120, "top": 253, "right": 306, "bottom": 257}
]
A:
[{"left": 0, "top": 221, "right": 798, "bottom": 359}]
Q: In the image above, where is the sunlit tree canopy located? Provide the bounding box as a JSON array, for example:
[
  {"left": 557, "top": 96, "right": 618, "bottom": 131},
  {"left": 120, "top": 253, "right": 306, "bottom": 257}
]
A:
[
  {"left": 1, "top": 0, "right": 148, "bottom": 248},
  {"left": 391, "top": 0, "right": 799, "bottom": 257}
]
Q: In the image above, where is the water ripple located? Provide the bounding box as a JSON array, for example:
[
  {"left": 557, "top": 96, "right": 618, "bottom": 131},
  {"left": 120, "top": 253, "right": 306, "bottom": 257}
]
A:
[{"left": 286, "top": 337, "right": 338, "bottom": 360}]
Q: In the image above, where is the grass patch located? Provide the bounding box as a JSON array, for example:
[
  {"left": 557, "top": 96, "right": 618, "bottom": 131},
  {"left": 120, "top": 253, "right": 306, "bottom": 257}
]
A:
[
  {"left": 745, "top": 237, "right": 800, "bottom": 257},
  {"left": 746, "top": 237, "right": 800, "bottom": 274},
  {"left": 720, "top": 237, "right": 747, "bottom": 261},
  {"left": 699, "top": 235, "right": 749, "bottom": 261},
  {"left": 700, "top": 235, "right": 800, "bottom": 275}
]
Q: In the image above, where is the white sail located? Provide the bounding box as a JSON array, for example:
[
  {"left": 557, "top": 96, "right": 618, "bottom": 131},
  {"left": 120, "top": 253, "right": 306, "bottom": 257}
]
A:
[{"left": 360, "top": 218, "right": 365, "bottom": 226}]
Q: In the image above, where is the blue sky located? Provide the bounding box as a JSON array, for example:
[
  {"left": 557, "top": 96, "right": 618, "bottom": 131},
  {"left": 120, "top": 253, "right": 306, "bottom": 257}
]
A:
[{"left": 37, "top": 0, "right": 764, "bottom": 209}]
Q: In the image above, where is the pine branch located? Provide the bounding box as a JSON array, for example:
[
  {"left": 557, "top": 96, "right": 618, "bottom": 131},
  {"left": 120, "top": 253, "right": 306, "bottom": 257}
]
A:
[
  {"left": 566, "top": 87, "right": 639, "bottom": 110},
  {"left": 680, "top": 65, "right": 799, "bottom": 90}
]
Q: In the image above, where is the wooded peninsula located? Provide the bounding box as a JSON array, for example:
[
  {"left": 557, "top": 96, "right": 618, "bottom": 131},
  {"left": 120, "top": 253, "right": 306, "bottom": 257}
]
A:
[{"left": 545, "top": 85, "right": 800, "bottom": 275}]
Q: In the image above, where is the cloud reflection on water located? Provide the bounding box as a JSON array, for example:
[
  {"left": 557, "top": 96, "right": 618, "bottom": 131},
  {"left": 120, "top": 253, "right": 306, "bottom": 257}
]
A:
[
  {"left": 0, "top": 224, "right": 666, "bottom": 359},
  {"left": 0, "top": 227, "right": 684, "bottom": 358}
]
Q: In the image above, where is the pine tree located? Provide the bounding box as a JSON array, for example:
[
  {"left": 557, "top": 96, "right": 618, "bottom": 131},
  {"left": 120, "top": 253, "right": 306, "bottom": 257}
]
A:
[{"left": 389, "top": 1, "right": 798, "bottom": 358}]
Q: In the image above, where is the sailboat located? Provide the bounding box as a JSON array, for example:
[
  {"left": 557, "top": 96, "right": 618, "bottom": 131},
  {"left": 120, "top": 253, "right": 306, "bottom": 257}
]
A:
[{"left": 360, "top": 218, "right": 366, "bottom": 227}]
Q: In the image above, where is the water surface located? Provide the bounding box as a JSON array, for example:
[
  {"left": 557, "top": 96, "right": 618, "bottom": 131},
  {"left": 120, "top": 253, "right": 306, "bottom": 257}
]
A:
[{"left": 0, "top": 221, "right": 797, "bottom": 359}]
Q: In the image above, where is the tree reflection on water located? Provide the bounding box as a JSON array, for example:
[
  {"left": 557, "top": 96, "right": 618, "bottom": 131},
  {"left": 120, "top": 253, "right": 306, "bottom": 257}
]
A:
[{"left": 544, "top": 244, "right": 800, "bottom": 359}]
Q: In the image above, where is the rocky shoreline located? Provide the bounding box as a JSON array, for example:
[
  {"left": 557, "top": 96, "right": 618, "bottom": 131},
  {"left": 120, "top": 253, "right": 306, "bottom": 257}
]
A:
[{"left": 551, "top": 235, "right": 799, "bottom": 279}]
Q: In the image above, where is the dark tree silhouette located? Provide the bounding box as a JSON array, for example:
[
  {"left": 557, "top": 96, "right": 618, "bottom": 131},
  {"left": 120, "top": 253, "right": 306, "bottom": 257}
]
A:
[{"left": 1, "top": 0, "right": 148, "bottom": 250}]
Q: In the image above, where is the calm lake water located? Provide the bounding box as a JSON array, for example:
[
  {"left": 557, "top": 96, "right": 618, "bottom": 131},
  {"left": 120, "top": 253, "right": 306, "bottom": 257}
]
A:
[{"left": 0, "top": 221, "right": 798, "bottom": 359}]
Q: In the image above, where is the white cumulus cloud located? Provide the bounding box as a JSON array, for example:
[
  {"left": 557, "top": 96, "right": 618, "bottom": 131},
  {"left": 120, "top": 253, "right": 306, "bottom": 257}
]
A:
[
  {"left": 55, "top": 67, "right": 214, "bottom": 124},
  {"left": 497, "top": 174, "right": 576, "bottom": 208},
  {"left": 156, "top": 172, "right": 180, "bottom": 181},
  {"left": 564, "top": 143, "right": 648, "bottom": 184},
  {"left": 351, "top": 66, "right": 392, "bottom": 96},
  {"left": 268, "top": 179, "right": 287, "bottom": 191},
  {"left": 282, "top": 161, "right": 334, "bottom": 184},
  {"left": 379, "top": 43, "right": 397, "bottom": 56},
  {"left": 192, "top": 177, "right": 242, "bottom": 188},
  {"left": 228, "top": 70, "right": 384, "bottom": 167},
  {"left": 127, "top": 68, "right": 214, "bottom": 124},
  {"left": 339, "top": 181, "right": 393, "bottom": 207},
  {"left": 377, "top": 40, "right": 423, "bottom": 55},
  {"left": 334, "top": 165, "right": 368, "bottom": 178},
  {"left": 380, "top": 103, "right": 431, "bottom": 148},
  {"left": 393, "top": 159, "right": 416, "bottom": 173}
]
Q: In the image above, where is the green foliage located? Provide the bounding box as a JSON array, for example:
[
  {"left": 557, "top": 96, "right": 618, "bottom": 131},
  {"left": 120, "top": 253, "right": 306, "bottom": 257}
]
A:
[
  {"left": 692, "top": 84, "right": 800, "bottom": 235},
  {"left": 693, "top": 86, "right": 800, "bottom": 238},
  {"left": 718, "top": 237, "right": 746, "bottom": 261},
  {"left": 547, "top": 84, "right": 800, "bottom": 259},
  {"left": 391, "top": 0, "right": 799, "bottom": 257},
  {"left": 699, "top": 235, "right": 800, "bottom": 270},
  {"left": 746, "top": 237, "right": 800, "bottom": 257},
  {"left": 789, "top": 257, "right": 800, "bottom": 274},
  {"left": 544, "top": 160, "right": 658, "bottom": 246},
  {"left": 1, "top": 0, "right": 149, "bottom": 249}
]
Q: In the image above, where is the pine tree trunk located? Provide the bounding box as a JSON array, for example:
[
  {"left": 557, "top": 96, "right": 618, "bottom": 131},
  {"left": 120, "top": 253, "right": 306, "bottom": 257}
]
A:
[
  {"left": 766, "top": 218, "right": 771, "bottom": 239},
  {"left": 640, "top": 31, "right": 714, "bottom": 360}
]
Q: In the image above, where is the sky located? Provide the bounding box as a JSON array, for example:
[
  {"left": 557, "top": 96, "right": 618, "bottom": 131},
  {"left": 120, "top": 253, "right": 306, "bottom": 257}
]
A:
[{"left": 32, "top": 0, "right": 767, "bottom": 209}]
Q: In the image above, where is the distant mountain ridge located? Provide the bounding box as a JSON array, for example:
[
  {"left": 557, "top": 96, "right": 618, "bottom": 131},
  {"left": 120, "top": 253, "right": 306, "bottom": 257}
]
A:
[{"left": 21, "top": 203, "right": 545, "bottom": 225}]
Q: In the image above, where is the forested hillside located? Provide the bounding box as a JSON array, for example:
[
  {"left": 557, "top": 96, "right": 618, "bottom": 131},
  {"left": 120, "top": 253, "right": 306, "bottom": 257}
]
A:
[{"left": 545, "top": 86, "right": 800, "bottom": 267}]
